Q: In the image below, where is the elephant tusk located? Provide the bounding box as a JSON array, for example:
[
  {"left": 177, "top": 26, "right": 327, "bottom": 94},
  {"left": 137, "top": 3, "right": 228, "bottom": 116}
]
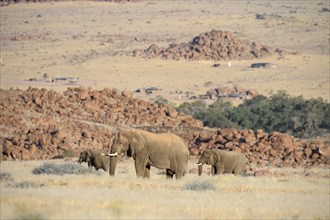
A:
[
  {"left": 102, "top": 152, "right": 118, "bottom": 157},
  {"left": 196, "top": 163, "right": 203, "bottom": 166}
]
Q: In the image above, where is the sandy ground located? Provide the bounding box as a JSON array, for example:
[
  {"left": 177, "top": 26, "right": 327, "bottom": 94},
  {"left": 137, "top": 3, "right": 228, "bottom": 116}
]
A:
[
  {"left": 0, "top": 1, "right": 329, "bottom": 105},
  {"left": 1, "top": 159, "right": 329, "bottom": 219}
]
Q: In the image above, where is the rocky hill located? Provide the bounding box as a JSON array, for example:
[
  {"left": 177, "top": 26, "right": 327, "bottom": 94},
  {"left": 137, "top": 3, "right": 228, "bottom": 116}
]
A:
[
  {"left": 133, "top": 29, "right": 283, "bottom": 61},
  {"left": 0, "top": 87, "right": 328, "bottom": 168},
  {"left": 0, "top": 87, "right": 202, "bottom": 161}
]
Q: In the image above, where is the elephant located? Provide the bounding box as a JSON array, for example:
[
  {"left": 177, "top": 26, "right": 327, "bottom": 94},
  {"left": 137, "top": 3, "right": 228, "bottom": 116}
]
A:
[
  {"left": 78, "top": 150, "right": 109, "bottom": 172},
  {"left": 197, "top": 149, "right": 248, "bottom": 175},
  {"left": 104, "top": 129, "right": 189, "bottom": 179}
]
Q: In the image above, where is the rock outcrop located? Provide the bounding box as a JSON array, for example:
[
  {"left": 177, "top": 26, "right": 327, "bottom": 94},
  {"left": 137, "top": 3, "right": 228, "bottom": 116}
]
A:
[
  {"left": 1, "top": 87, "right": 328, "bottom": 168},
  {"left": 133, "top": 29, "right": 283, "bottom": 61},
  {"left": 0, "top": 87, "right": 202, "bottom": 160}
]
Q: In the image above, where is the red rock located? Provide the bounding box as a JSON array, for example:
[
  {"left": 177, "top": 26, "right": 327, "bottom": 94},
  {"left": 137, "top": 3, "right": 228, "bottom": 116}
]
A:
[
  {"left": 134, "top": 29, "right": 281, "bottom": 61},
  {"left": 122, "top": 90, "right": 133, "bottom": 98},
  {"left": 77, "top": 87, "right": 90, "bottom": 100},
  {"left": 304, "top": 148, "right": 313, "bottom": 158},
  {"left": 189, "top": 147, "right": 200, "bottom": 156},
  {"left": 254, "top": 169, "right": 272, "bottom": 176},
  {"left": 165, "top": 108, "right": 178, "bottom": 118},
  {"left": 311, "top": 153, "right": 319, "bottom": 161},
  {"left": 29, "top": 144, "right": 38, "bottom": 155},
  {"left": 21, "top": 148, "right": 30, "bottom": 160}
]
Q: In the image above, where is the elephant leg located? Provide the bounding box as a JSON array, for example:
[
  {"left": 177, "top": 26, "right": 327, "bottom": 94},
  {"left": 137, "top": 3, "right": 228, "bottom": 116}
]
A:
[
  {"left": 211, "top": 166, "right": 216, "bottom": 175},
  {"left": 233, "top": 165, "right": 244, "bottom": 175},
  {"left": 134, "top": 153, "right": 149, "bottom": 178},
  {"left": 166, "top": 169, "right": 174, "bottom": 179},
  {"left": 174, "top": 170, "right": 184, "bottom": 179},
  {"left": 215, "top": 162, "right": 224, "bottom": 175},
  {"left": 144, "top": 164, "right": 151, "bottom": 178}
]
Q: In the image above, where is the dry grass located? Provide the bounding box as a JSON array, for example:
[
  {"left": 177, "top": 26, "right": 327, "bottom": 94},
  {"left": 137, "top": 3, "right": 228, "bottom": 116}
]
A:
[{"left": 1, "top": 159, "right": 329, "bottom": 219}]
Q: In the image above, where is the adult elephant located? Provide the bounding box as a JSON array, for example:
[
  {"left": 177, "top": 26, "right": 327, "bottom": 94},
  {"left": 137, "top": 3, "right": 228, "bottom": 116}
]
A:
[
  {"left": 197, "top": 149, "right": 248, "bottom": 175},
  {"left": 104, "top": 129, "right": 189, "bottom": 179},
  {"left": 78, "top": 150, "right": 109, "bottom": 172}
]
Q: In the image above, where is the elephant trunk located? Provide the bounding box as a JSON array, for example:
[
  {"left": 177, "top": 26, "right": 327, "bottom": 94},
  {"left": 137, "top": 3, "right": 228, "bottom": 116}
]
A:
[
  {"left": 109, "top": 156, "right": 117, "bottom": 176},
  {"left": 198, "top": 164, "right": 203, "bottom": 176}
]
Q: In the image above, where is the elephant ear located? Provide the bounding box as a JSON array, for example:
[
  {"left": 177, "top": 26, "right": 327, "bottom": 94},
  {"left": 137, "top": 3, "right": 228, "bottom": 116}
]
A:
[
  {"left": 127, "top": 131, "right": 146, "bottom": 157},
  {"left": 216, "top": 152, "right": 225, "bottom": 167},
  {"left": 210, "top": 151, "right": 219, "bottom": 164}
]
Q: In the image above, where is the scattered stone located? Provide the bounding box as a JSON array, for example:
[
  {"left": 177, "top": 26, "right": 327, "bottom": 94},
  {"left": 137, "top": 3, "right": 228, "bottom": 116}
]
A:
[
  {"left": 251, "top": 63, "right": 277, "bottom": 68},
  {"left": 195, "top": 85, "right": 258, "bottom": 101},
  {"left": 320, "top": 7, "right": 330, "bottom": 12},
  {"left": 255, "top": 14, "right": 266, "bottom": 20}
]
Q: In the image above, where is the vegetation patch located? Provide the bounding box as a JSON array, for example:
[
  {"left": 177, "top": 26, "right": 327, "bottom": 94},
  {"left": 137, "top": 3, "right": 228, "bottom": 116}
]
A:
[
  {"left": 32, "top": 162, "right": 100, "bottom": 176},
  {"left": 184, "top": 180, "right": 216, "bottom": 191},
  {"left": 177, "top": 91, "right": 330, "bottom": 138},
  {"left": 1, "top": 172, "right": 44, "bottom": 188},
  {"left": 8, "top": 181, "right": 45, "bottom": 188},
  {"left": 0, "top": 172, "right": 14, "bottom": 182}
]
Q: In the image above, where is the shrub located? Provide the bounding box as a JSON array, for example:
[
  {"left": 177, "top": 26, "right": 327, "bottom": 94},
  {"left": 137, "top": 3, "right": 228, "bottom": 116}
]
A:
[
  {"left": 154, "top": 96, "right": 169, "bottom": 106},
  {"left": 1, "top": 172, "right": 44, "bottom": 188},
  {"left": 0, "top": 172, "right": 14, "bottom": 182},
  {"left": 176, "top": 100, "right": 207, "bottom": 116},
  {"left": 32, "top": 162, "right": 100, "bottom": 176},
  {"left": 176, "top": 91, "right": 330, "bottom": 138},
  {"left": 184, "top": 180, "right": 216, "bottom": 191},
  {"left": 9, "top": 181, "right": 44, "bottom": 188}
]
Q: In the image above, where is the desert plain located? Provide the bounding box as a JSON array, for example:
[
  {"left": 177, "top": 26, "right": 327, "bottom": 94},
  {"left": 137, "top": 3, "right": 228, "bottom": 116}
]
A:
[{"left": 0, "top": 0, "right": 330, "bottom": 219}]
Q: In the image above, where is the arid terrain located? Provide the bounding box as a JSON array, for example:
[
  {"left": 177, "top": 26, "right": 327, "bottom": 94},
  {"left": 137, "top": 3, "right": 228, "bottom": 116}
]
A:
[
  {"left": 0, "top": 1, "right": 329, "bottom": 103},
  {"left": 1, "top": 159, "right": 329, "bottom": 219},
  {"left": 0, "top": 0, "right": 329, "bottom": 219}
]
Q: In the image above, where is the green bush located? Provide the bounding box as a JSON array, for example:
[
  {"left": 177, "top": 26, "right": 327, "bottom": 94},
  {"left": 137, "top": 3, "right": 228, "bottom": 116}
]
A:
[
  {"left": 176, "top": 91, "right": 330, "bottom": 138},
  {"left": 184, "top": 180, "right": 216, "bottom": 191},
  {"left": 0, "top": 172, "right": 14, "bottom": 182},
  {"left": 9, "top": 181, "right": 44, "bottom": 188},
  {"left": 32, "top": 162, "right": 100, "bottom": 176},
  {"left": 1, "top": 172, "right": 44, "bottom": 188},
  {"left": 154, "top": 96, "right": 169, "bottom": 106},
  {"left": 176, "top": 100, "right": 207, "bottom": 116}
]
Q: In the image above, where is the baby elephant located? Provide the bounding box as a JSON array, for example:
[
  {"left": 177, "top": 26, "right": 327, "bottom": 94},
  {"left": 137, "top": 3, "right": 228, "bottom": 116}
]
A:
[
  {"left": 78, "top": 150, "right": 109, "bottom": 172},
  {"left": 197, "top": 149, "right": 248, "bottom": 175}
]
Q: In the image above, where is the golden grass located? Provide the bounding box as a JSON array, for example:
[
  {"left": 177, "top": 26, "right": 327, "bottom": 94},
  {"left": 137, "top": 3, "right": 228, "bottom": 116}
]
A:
[{"left": 1, "top": 159, "right": 329, "bottom": 219}]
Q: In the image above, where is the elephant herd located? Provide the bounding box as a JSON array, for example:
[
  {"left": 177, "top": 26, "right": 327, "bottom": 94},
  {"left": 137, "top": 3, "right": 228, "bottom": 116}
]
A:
[{"left": 78, "top": 129, "right": 249, "bottom": 179}]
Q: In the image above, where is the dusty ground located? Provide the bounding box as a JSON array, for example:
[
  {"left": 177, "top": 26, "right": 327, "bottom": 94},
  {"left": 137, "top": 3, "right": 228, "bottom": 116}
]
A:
[
  {"left": 1, "top": 159, "right": 329, "bottom": 219},
  {"left": 0, "top": 1, "right": 329, "bottom": 104},
  {"left": 0, "top": 1, "right": 329, "bottom": 219}
]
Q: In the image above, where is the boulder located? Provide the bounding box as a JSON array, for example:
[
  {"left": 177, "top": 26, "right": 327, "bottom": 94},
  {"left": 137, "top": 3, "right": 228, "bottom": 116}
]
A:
[
  {"left": 21, "top": 148, "right": 31, "bottom": 160},
  {"left": 189, "top": 147, "right": 200, "bottom": 156}
]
